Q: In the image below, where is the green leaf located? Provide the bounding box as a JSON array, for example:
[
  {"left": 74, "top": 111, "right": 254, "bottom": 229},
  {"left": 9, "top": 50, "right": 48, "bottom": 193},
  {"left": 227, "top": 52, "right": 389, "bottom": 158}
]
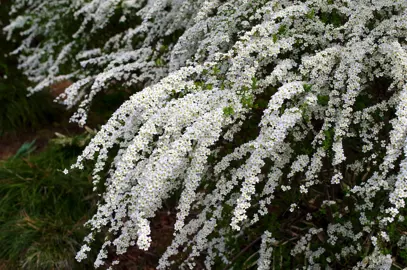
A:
[
  {"left": 13, "top": 140, "right": 37, "bottom": 159},
  {"left": 317, "top": 95, "right": 329, "bottom": 106},
  {"left": 306, "top": 9, "right": 315, "bottom": 19},
  {"left": 303, "top": 84, "right": 312, "bottom": 92},
  {"left": 278, "top": 24, "right": 287, "bottom": 35},
  {"left": 205, "top": 83, "right": 213, "bottom": 90},
  {"left": 322, "top": 128, "right": 334, "bottom": 150},
  {"left": 155, "top": 57, "right": 164, "bottom": 66},
  {"left": 223, "top": 106, "right": 235, "bottom": 116},
  {"left": 251, "top": 77, "right": 258, "bottom": 90}
]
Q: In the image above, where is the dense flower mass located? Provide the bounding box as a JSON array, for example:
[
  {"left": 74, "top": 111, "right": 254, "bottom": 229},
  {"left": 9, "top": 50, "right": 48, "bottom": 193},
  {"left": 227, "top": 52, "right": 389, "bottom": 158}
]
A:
[{"left": 6, "top": 0, "right": 407, "bottom": 269}]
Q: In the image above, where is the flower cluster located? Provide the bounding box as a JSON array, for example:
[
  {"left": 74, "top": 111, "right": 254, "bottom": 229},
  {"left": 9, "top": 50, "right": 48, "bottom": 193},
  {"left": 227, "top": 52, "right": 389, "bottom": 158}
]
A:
[{"left": 6, "top": 0, "right": 407, "bottom": 269}]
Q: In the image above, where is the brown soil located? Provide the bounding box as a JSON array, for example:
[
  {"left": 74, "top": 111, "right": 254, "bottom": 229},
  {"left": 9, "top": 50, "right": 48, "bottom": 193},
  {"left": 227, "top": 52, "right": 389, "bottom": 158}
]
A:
[
  {"left": 49, "top": 79, "right": 72, "bottom": 98},
  {"left": 105, "top": 211, "right": 177, "bottom": 270},
  {"left": 0, "top": 123, "right": 83, "bottom": 160},
  {"left": 0, "top": 80, "right": 79, "bottom": 160}
]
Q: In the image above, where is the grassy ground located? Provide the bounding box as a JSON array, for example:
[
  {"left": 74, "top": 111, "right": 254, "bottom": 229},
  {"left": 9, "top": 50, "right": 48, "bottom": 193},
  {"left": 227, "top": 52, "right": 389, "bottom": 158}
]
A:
[{"left": 0, "top": 132, "right": 100, "bottom": 270}]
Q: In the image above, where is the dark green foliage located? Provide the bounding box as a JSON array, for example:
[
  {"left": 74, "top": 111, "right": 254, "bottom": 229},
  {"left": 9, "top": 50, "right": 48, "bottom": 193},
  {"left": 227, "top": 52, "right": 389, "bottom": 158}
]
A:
[
  {"left": 0, "top": 1, "right": 59, "bottom": 134},
  {"left": 317, "top": 95, "right": 329, "bottom": 106},
  {"left": 0, "top": 48, "right": 58, "bottom": 133},
  {"left": 0, "top": 139, "right": 97, "bottom": 269}
]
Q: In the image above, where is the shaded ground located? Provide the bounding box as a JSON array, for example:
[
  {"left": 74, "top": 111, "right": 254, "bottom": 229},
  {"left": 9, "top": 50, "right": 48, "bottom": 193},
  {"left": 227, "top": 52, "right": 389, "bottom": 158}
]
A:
[
  {"left": 107, "top": 211, "right": 177, "bottom": 270},
  {"left": 0, "top": 124, "right": 83, "bottom": 160}
]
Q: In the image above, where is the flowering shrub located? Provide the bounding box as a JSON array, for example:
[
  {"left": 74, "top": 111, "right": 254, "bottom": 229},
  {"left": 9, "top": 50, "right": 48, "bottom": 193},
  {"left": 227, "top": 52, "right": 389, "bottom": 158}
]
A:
[{"left": 6, "top": 0, "right": 407, "bottom": 269}]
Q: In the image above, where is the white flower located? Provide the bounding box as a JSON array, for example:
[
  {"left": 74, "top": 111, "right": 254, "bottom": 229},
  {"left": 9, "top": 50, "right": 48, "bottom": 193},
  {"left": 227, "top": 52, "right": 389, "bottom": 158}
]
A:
[{"left": 7, "top": 0, "right": 407, "bottom": 268}]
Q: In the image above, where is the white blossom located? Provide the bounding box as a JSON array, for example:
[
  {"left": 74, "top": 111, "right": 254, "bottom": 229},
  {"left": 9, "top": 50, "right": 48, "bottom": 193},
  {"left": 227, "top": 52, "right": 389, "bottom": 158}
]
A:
[{"left": 6, "top": 0, "right": 407, "bottom": 269}]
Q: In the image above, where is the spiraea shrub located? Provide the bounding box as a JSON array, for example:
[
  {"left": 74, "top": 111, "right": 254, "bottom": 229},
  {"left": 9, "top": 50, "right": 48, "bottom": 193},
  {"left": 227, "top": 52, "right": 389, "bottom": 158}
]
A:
[{"left": 6, "top": 0, "right": 407, "bottom": 269}]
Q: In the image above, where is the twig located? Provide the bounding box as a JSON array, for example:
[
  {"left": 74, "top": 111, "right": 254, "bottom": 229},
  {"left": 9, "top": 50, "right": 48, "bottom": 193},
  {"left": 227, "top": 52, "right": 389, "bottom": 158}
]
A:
[
  {"left": 392, "top": 262, "right": 404, "bottom": 270},
  {"left": 223, "top": 236, "right": 262, "bottom": 270}
]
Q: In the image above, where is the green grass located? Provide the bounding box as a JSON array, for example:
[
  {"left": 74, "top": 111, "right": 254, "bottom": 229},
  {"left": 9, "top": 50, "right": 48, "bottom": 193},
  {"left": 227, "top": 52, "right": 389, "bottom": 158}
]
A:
[{"left": 0, "top": 138, "right": 98, "bottom": 269}]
